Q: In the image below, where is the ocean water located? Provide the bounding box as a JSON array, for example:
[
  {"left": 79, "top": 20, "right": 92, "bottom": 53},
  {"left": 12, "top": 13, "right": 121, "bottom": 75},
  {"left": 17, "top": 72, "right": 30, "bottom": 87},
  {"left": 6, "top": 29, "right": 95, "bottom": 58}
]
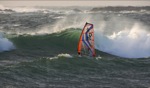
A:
[{"left": 0, "top": 6, "right": 150, "bottom": 88}]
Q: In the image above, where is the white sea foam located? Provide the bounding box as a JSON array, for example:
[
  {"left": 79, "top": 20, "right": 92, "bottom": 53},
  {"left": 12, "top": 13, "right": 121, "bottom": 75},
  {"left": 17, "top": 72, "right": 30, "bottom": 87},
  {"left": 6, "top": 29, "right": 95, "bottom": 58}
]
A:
[
  {"left": 49, "top": 53, "right": 73, "bottom": 60},
  {"left": 12, "top": 7, "right": 40, "bottom": 13},
  {"left": 0, "top": 33, "right": 15, "bottom": 52},
  {"left": 95, "top": 23, "right": 150, "bottom": 58},
  {"left": 93, "top": 16, "right": 150, "bottom": 58}
]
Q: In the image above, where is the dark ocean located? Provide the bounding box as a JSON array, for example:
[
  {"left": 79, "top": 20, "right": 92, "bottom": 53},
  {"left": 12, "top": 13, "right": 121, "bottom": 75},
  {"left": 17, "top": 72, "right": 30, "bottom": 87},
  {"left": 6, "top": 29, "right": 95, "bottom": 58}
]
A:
[{"left": 0, "top": 6, "right": 150, "bottom": 88}]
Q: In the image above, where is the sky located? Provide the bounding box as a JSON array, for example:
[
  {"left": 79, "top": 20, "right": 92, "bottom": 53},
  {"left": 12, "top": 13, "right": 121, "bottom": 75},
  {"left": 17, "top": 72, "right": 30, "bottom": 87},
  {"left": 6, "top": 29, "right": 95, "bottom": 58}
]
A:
[{"left": 0, "top": 1, "right": 150, "bottom": 7}]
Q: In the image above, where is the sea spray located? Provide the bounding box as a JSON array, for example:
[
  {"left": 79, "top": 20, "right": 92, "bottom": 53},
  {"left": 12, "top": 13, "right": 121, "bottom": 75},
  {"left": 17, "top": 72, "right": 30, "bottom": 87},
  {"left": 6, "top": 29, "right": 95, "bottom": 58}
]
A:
[
  {"left": 36, "top": 13, "right": 92, "bottom": 34},
  {"left": 0, "top": 33, "right": 15, "bottom": 52}
]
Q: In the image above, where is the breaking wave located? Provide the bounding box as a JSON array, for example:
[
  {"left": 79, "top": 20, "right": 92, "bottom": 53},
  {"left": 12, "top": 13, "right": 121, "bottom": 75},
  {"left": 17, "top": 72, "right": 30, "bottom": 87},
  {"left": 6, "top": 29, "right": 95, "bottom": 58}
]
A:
[
  {"left": 1, "top": 5, "right": 150, "bottom": 58},
  {"left": 12, "top": 7, "right": 41, "bottom": 13},
  {"left": 0, "top": 33, "right": 15, "bottom": 52},
  {"left": 47, "top": 13, "right": 150, "bottom": 58},
  {"left": 95, "top": 22, "right": 150, "bottom": 58}
]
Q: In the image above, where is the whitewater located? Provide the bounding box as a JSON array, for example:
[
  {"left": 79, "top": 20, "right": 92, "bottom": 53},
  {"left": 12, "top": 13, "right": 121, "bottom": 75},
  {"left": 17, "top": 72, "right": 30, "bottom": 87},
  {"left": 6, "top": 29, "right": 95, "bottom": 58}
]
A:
[{"left": 0, "top": 32, "right": 15, "bottom": 52}]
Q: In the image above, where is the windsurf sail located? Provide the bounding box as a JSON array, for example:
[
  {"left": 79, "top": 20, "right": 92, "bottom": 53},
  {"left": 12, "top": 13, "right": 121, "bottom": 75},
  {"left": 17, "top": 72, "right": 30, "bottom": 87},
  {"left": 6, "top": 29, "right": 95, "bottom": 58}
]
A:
[{"left": 77, "top": 22, "right": 96, "bottom": 57}]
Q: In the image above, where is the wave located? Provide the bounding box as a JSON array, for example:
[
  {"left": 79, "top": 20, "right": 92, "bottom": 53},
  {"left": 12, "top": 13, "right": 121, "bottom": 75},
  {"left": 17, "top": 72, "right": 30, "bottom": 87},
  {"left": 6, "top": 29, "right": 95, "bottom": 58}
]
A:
[
  {"left": 9, "top": 27, "right": 150, "bottom": 59},
  {"left": 0, "top": 5, "right": 42, "bottom": 13},
  {"left": 0, "top": 5, "right": 82, "bottom": 14},
  {"left": 12, "top": 7, "right": 41, "bottom": 13},
  {"left": 0, "top": 33, "right": 15, "bottom": 52},
  {"left": 38, "top": 13, "right": 150, "bottom": 58},
  {"left": 119, "top": 10, "right": 150, "bottom": 14},
  {"left": 95, "top": 23, "right": 150, "bottom": 58},
  {"left": 54, "top": 14, "right": 150, "bottom": 58},
  {"left": 91, "top": 6, "right": 150, "bottom": 12},
  {"left": 1, "top": 6, "right": 150, "bottom": 58}
]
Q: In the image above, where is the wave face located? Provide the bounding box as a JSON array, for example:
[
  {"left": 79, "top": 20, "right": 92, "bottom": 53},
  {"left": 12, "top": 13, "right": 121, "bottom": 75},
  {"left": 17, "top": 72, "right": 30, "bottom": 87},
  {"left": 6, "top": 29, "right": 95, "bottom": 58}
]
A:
[{"left": 0, "top": 6, "right": 150, "bottom": 58}]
